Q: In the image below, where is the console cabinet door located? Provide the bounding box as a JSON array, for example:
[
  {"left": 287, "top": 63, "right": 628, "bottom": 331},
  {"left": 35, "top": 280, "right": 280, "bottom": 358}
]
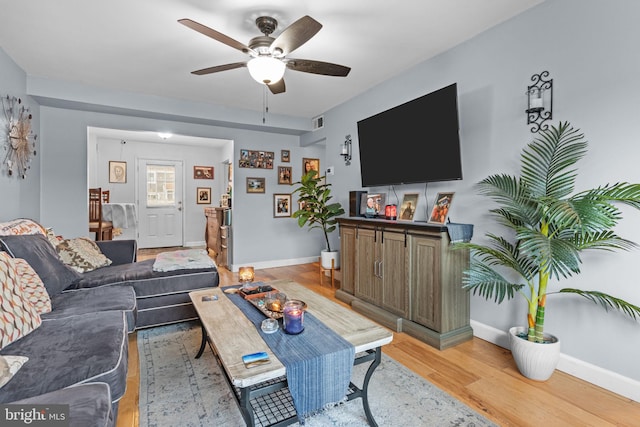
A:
[
  {"left": 340, "top": 225, "right": 356, "bottom": 294},
  {"left": 380, "top": 230, "right": 409, "bottom": 317},
  {"left": 355, "top": 228, "right": 380, "bottom": 305},
  {"left": 410, "top": 235, "right": 441, "bottom": 331}
]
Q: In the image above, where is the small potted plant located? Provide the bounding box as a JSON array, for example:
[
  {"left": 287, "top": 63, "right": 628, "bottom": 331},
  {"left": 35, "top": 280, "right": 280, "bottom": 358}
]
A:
[
  {"left": 292, "top": 169, "right": 345, "bottom": 269},
  {"left": 457, "top": 122, "right": 640, "bottom": 380}
]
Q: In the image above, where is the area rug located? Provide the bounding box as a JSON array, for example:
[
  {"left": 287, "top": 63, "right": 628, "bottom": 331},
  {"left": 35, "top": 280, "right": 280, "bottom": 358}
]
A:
[{"left": 138, "top": 321, "right": 496, "bottom": 427}]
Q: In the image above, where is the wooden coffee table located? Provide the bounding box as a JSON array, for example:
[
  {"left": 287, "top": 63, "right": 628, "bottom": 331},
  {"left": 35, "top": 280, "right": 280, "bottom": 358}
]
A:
[{"left": 190, "top": 279, "right": 394, "bottom": 427}]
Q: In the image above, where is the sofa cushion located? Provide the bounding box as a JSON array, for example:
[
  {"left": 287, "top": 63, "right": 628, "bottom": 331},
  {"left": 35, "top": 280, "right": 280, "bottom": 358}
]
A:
[
  {"left": 0, "top": 234, "right": 82, "bottom": 296},
  {"left": 74, "top": 259, "right": 218, "bottom": 296},
  {"left": 0, "top": 355, "right": 28, "bottom": 389},
  {"left": 45, "top": 286, "right": 137, "bottom": 333},
  {"left": 56, "top": 237, "right": 113, "bottom": 273},
  {"left": 0, "top": 219, "right": 46, "bottom": 236},
  {"left": 0, "top": 311, "right": 128, "bottom": 403},
  {"left": 9, "top": 382, "right": 115, "bottom": 427},
  {"left": 13, "top": 258, "right": 52, "bottom": 314},
  {"left": 0, "top": 253, "right": 42, "bottom": 350}
]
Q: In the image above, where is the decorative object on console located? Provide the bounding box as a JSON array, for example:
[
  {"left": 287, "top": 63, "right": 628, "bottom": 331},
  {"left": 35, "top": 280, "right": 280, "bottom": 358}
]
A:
[
  {"left": 292, "top": 170, "right": 345, "bottom": 269},
  {"left": 273, "top": 193, "right": 292, "bottom": 218},
  {"left": 428, "top": 192, "right": 454, "bottom": 225},
  {"left": 384, "top": 204, "right": 397, "bottom": 220},
  {"left": 341, "top": 134, "right": 352, "bottom": 166},
  {"left": 197, "top": 187, "right": 211, "bottom": 204},
  {"left": 108, "top": 161, "right": 127, "bottom": 183},
  {"left": 1, "top": 95, "right": 37, "bottom": 178},
  {"left": 526, "top": 71, "right": 553, "bottom": 133},
  {"left": 193, "top": 166, "right": 214, "bottom": 179},
  {"left": 455, "top": 122, "right": 640, "bottom": 381},
  {"left": 400, "top": 193, "right": 419, "bottom": 221}
]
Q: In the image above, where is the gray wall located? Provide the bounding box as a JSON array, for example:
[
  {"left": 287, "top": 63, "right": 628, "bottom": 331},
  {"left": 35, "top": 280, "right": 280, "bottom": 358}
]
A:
[
  {"left": 0, "top": 49, "right": 40, "bottom": 219},
  {"left": 1, "top": 0, "right": 639, "bottom": 391},
  {"left": 317, "top": 0, "right": 640, "bottom": 382}
]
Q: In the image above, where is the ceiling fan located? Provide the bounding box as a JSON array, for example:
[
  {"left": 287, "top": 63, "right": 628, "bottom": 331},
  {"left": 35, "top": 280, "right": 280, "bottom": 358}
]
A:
[{"left": 178, "top": 15, "right": 351, "bottom": 94}]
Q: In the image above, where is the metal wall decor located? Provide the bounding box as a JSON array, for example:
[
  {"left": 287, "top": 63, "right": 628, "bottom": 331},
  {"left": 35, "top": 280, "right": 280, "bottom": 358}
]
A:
[
  {"left": 2, "top": 95, "right": 38, "bottom": 178},
  {"left": 526, "top": 71, "right": 553, "bottom": 133},
  {"left": 341, "top": 134, "right": 352, "bottom": 166}
]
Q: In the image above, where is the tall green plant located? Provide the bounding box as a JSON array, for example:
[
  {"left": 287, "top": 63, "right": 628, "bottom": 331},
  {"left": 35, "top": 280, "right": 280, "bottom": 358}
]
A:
[
  {"left": 292, "top": 170, "right": 345, "bottom": 252},
  {"left": 458, "top": 122, "right": 640, "bottom": 343}
]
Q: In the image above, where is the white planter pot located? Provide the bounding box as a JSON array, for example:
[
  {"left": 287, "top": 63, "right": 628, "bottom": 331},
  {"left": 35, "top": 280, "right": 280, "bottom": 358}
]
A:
[
  {"left": 509, "top": 326, "right": 561, "bottom": 381},
  {"left": 321, "top": 250, "right": 339, "bottom": 269}
]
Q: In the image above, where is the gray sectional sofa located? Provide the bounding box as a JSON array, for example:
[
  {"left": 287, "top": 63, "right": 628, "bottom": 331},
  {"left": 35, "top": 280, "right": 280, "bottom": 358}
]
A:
[{"left": 0, "top": 233, "right": 220, "bottom": 426}]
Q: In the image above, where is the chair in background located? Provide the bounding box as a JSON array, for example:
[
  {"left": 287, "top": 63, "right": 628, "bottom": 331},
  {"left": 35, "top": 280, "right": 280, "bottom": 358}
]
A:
[
  {"left": 89, "top": 187, "right": 113, "bottom": 241},
  {"left": 101, "top": 190, "right": 110, "bottom": 203}
]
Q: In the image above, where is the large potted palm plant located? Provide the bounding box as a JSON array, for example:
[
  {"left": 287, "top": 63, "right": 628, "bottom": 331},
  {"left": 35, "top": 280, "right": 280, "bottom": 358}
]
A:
[
  {"left": 458, "top": 121, "right": 640, "bottom": 380},
  {"left": 292, "top": 169, "right": 345, "bottom": 269}
]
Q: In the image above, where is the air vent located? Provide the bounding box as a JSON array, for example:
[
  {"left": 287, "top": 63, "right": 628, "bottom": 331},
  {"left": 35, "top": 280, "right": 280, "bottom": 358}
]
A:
[{"left": 312, "top": 116, "right": 324, "bottom": 131}]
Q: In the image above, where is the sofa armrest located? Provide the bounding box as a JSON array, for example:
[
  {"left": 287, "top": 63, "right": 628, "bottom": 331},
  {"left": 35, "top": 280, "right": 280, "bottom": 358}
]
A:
[{"left": 96, "top": 239, "right": 137, "bottom": 265}]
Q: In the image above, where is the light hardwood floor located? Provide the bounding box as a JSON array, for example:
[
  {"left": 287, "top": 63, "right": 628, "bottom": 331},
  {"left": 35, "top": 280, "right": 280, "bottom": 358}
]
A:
[{"left": 117, "top": 250, "right": 640, "bottom": 427}]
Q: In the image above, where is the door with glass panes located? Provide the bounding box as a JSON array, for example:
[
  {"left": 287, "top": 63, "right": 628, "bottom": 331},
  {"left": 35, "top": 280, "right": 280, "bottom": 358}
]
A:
[{"left": 137, "top": 159, "right": 183, "bottom": 248}]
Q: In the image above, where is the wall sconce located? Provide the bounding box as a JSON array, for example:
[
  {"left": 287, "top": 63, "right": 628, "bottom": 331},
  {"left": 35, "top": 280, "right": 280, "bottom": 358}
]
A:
[
  {"left": 341, "top": 134, "right": 352, "bottom": 166},
  {"left": 526, "top": 71, "right": 553, "bottom": 133},
  {"left": 238, "top": 266, "right": 255, "bottom": 288}
]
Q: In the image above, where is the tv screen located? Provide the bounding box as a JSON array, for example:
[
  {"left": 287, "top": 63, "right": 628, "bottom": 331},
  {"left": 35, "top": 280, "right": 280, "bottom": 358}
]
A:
[{"left": 357, "top": 83, "right": 462, "bottom": 187}]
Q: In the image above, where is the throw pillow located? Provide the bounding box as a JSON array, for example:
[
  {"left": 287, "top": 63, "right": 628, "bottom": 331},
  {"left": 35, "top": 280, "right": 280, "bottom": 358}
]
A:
[
  {"left": 0, "top": 234, "right": 82, "bottom": 297},
  {"left": 0, "top": 219, "right": 46, "bottom": 236},
  {"left": 13, "top": 258, "right": 52, "bottom": 314},
  {"left": 56, "top": 237, "right": 112, "bottom": 273},
  {"left": 0, "top": 355, "right": 29, "bottom": 389},
  {"left": 0, "top": 252, "right": 42, "bottom": 350}
]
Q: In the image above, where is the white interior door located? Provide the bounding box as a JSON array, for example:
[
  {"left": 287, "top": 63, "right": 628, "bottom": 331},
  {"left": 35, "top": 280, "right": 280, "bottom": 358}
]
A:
[{"left": 137, "top": 159, "right": 184, "bottom": 248}]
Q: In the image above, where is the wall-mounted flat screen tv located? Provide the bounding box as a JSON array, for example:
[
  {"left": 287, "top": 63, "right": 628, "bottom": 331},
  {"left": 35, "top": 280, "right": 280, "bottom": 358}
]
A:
[{"left": 357, "top": 83, "right": 462, "bottom": 187}]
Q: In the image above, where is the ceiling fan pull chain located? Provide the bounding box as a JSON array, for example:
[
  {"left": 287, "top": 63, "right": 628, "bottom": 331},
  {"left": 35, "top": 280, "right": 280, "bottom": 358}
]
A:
[{"left": 262, "top": 86, "right": 267, "bottom": 124}]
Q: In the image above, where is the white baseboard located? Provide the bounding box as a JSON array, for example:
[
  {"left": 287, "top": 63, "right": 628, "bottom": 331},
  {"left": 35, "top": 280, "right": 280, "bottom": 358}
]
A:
[
  {"left": 470, "top": 320, "right": 640, "bottom": 402},
  {"left": 228, "top": 256, "right": 319, "bottom": 273},
  {"left": 184, "top": 240, "right": 206, "bottom": 248}
]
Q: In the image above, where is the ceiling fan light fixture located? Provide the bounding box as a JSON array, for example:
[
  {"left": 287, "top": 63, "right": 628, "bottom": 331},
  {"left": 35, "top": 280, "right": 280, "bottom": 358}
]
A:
[{"left": 247, "top": 56, "right": 286, "bottom": 85}]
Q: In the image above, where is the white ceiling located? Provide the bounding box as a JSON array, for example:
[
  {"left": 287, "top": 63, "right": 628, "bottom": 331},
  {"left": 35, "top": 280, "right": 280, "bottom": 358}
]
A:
[{"left": 0, "top": 0, "right": 543, "bottom": 119}]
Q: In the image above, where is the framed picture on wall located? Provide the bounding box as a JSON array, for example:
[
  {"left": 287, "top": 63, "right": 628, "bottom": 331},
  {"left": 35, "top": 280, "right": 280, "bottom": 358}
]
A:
[
  {"left": 399, "top": 193, "right": 419, "bottom": 221},
  {"left": 274, "top": 193, "right": 292, "bottom": 218},
  {"left": 246, "top": 177, "right": 265, "bottom": 193},
  {"left": 428, "top": 192, "right": 454, "bottom": 225},
  {"left": 302, "top": 158, "right": 320, "bottom": 177},
  {"left": 197, "top": 187, "right": 211, "bottom": 204},
  {"left": 109, "top": 161, "right": 127, "bottom": 183},
  {"left": 193, "top": 166, "right": 214, "bottom": 179},
  {"left": 278, "top": 166, "right": 292, "bottom": 185},
  {"left": 281, "top": 150, "right": 290, "bottom": 162}
]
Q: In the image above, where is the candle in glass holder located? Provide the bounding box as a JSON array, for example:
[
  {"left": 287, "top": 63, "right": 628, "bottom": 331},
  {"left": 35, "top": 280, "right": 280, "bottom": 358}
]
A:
[
  {"left": 238, "top": 266, "right": 255, "bottom": 289},
  {"left": 283, "top": 300, "right": 305, "bottom": 334}
]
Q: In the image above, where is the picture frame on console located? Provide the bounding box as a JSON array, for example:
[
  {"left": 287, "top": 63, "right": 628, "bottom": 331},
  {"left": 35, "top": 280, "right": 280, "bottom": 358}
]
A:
[
  {"left": 428, "top": 192, "right": 454, "bottom": 225},
  {"left": 400, "top": 193, "right": 419, "bottom": 221}
]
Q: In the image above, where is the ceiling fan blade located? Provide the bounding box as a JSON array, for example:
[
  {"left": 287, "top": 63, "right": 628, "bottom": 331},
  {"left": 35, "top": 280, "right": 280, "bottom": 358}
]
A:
[
  {"left": 268, "top": 79, "right": 286, "bottom": 94},
  {"left": 285, "top": 59, "right": 351, "bottom": 77},
  {"left": 178, "top": 18, "right": 255, "bottom": 54},
  {"left": 270, "top": 16, "right": 322, "bottom": 56},
  {"left": 191, "top": 62, "right": 247, "bottom": 75}
]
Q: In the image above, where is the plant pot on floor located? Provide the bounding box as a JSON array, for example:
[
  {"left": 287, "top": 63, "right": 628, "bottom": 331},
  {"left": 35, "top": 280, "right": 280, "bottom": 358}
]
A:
[
  {"left": 509, "top": 326, "right": 561, "bottom": 381},
  {"left": 321, "top": 250, "right": 339, "bottom": 270}
]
